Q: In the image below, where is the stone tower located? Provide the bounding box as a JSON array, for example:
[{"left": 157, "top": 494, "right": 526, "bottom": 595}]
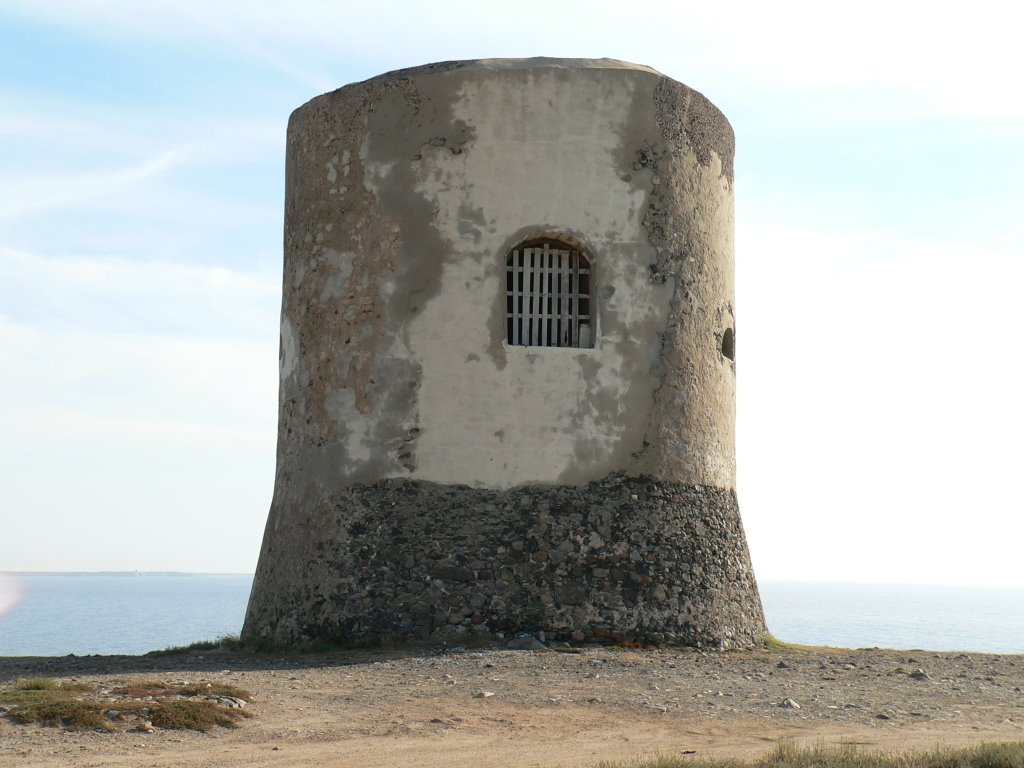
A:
[{"left": 243, "top": 58, "right": 767, "bottom": 648}]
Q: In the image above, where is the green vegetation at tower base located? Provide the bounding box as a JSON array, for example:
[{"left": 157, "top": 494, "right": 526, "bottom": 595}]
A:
[
  {"left": 146, "top": 631, "right": 405, "bottom": 656},
  {"left": 761, "top": 634, "right": 853, "bottom": 653},
  {"left": 157, "top": 632, "right": 805, "bottom": 657},
  {"left": 762, "top": 634, "right": 795, "bottom": 651},
  {"left": 595, "top": 740, "right": 1024, "bottom": 768}
]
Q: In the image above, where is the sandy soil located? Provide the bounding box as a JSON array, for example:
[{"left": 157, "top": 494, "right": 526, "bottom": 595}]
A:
[{"left": 1, "top": 644, "right": 1022, "bottom": 767}]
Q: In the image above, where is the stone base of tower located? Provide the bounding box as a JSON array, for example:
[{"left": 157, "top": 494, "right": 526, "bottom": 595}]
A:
[{"left": 242, "top": 474, "right": 767, "bottom": 649}]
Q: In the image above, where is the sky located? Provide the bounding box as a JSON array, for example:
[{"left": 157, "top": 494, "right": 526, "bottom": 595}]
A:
[{"left": 1, "top": 1, "right": 1022, "bottom": 586}]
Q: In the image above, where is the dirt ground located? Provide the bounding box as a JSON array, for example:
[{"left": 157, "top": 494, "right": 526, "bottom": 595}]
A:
[{"left": 1, "top": 644, "right": 1022, "bottom": 767}]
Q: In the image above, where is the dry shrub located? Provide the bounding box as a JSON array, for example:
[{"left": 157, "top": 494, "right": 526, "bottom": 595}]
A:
[
  {"left": 177, "top": 682, "right": 253, "bottom": 701},
  {"left": 110, "top": 680, "right": 176, "bottom": 697},
  {"left": 594, "top": 741, "right": 1024, "bottom": 768},
  {"left": 5, "top": 700, "right": 112, "bottom": 731},
  {"left": 1, "top": 677, "right": 253, "bottom": 733},
  {"left": 111, "top": 680, "right": 252, "bottom": 701},
  {"left": 148, "top": 699, "right": 250, "bottom": 731},
  {"left": 12, "top": 678, "right": 60, "bottom": 691},
  {"left": 0, "top": 679, "right": 96, "bottom": 707}
]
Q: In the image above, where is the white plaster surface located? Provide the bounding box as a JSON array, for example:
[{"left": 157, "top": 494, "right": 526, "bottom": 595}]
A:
[
  {"left": 276, "top": 59, "right": 737, "bottom": 491},
  {"left": 388, "top": 71, "right": 660, "bottom": 486}
]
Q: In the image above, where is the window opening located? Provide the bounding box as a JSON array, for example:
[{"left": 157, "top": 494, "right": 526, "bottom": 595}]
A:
[
  {"left": 506, "top": 240, "right": 593, "bottom": 348},
  {"left": 721, "top": 327, "right": 735, "bottom": 361}
]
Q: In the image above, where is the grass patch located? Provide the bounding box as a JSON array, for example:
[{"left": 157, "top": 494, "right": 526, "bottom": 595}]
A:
[
  {"left": 148, "top": 699, "right": 250, "bottom": 731},
  {"left": 147, "top": 633, "right": 308, "bottom": 656},
  {"left": 110, "top": 680, "right": 252, "bottom": 701},
  {"left": 594, "top": 740, "right": 1024, "bottom": 768},
  {"left": 760, "top": 635, "right": 848, "bottom": 654},
  {"left": 12, "top": 678, "right": 60, "bottom": 691},
  {"left": 177, "top": 682, "right": 253, "bottom": 701},
  {"left": 0, "top": 679, "right": 97, "bottom": 707},
  {"left": 7, "top": 678, "right": 93, "bottom": 693},
  {"left": 5, "top": 700, "right": 113, "bottom": 731},
  {"left": 147, "top": 630, "right": 422, "bottom": 656},
  {"left": 762, "top": 634, "right": 797, "bottom": 652},
  {"left": 0, "top": 679, "right": 108, "bottom": 730},
  {"left": 147, "top": 634, "right": 247, "bottom": 656},
  {"left": 0, "top": 688, "right": 84, "bottom": 707},
  {"left": 110, "top": 679, "right": 175, "bottom": 698},
  {"left": 1, "top": 677, "right": 253, "bottom": 733}
]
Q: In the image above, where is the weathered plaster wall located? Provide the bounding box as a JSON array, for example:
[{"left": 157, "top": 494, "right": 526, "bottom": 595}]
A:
[
  {"left": 274, "top": 58, "right": 736, "bottom": 492},
  {"left": 244, "top": 59, "right": 763, "bottom": 648}
]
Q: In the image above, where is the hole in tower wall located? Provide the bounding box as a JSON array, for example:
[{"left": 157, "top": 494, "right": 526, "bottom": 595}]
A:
[{"left": 721, "top": 327, "right": 735, "bottom": 361}]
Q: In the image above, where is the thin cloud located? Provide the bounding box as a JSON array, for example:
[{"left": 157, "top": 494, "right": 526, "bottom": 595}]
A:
[
  {"left": 169, "top": 4, "right": 337, "bottom": 92},
  {"left": 0, "top": 99, "right": 283, "bottom": 161},
  {"left": 0, "top": 0, "right": 336, "bottom": 91},
  {"left": 0, "top": 111, "right": 102, "bottom": 142},
  {"left": 0, "top": 147, "right": 187, "bottom": 221},
  {"left": 0, "top": 246, "right": 279, "bottom": 337}
]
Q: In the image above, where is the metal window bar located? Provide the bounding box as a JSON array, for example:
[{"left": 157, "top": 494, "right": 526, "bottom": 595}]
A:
[
  {"left": 507, "top": 246, "right": 592, "bottom": 348},
  {"left": 533, "top": 248, "right": 542, "bottom": 346},
  {"left": 559, "top": 251, "right": 569, "bottom": 345},
  {"left": 571, "top": 252, "right": 579, "bottom": 348},
  {"left": 510, "top": 250, "right": 520, "bottom": 345},
  {"left": 536, "top": 246, "right": 544, "bottom": 346}
]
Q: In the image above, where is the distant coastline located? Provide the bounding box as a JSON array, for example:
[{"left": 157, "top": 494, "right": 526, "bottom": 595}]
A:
[
  {"left": 4, "top": 572, "right": 1022, "bottom": 588},
  {"left": 1, "top": 571, "right": 254, "bottom": 577}
]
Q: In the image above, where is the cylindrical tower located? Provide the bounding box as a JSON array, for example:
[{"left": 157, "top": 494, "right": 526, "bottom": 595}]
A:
[{"left": 243, "top": 58, "right": 766, "bottom": 648}]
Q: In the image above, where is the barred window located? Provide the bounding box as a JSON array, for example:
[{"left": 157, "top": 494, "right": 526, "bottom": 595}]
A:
[{"left": 505, "top": 239, "right": 593, "bottom": 348}]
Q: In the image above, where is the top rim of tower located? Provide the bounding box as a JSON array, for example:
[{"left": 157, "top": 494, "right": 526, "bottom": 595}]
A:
[
  {"left": 358, "top": 58, "right": 667, "bottom": 84},
  {"left": 296, "top": 57, "right": 735, "bottom": 182}
]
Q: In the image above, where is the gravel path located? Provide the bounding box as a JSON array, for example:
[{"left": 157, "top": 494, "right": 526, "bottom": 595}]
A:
[{"left": 2, "top": 645, "right": 1023, "bottom": 767}]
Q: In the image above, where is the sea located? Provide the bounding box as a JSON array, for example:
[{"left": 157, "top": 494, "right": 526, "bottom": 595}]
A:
[{"left": 0, "top": 573, "right": 1022, "bottom": 657}]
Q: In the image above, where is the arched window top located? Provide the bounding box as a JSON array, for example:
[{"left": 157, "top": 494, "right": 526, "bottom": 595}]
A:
[{"left": 505, "top": 237, "right": 594, "bottom": 348}]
